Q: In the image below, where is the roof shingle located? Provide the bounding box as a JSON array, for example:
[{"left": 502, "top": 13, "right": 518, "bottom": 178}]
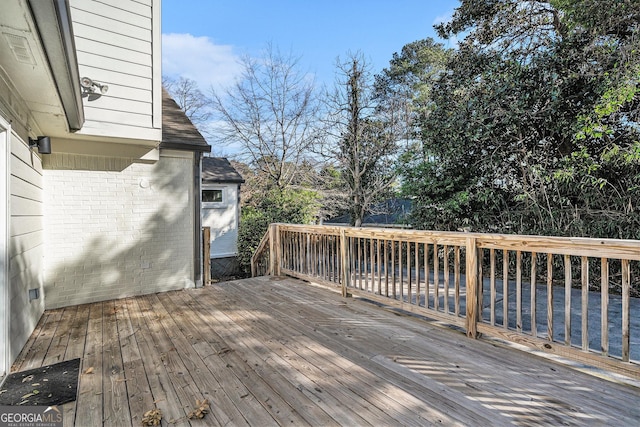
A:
[
  {"left": 161, "top": 88, "right": 211, "bottom": 152},
  {"left": 202, "top": 157, "right": 244, "bottom": 184}
]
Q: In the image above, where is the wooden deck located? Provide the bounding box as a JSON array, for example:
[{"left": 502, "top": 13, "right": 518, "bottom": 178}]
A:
[{"left": 11, "top": 276, "right": 640, "bottom": 426}]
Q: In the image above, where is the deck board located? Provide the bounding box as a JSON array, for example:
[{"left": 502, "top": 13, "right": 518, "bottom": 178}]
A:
[
  {"left": 74, "top": 302, "right": 104, "bottom": 426},
  {"left": 159, "top": 290, "right": 309, "bottom": 426},
  {"left": 10, "top": 276, "right": 640, "bottom": 426}
]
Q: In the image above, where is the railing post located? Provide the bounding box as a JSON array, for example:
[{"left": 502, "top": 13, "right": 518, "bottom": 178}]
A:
[
  {"left": 269, "top": 224, "right": 281, "bottom": 276},
  {"left": 202, "top": 226, "right": 211, "bottom": 285},
  {"left": 340, "top": 228, "right": 350, "bottom": 297},
  {"left": 465, "top": 237, "right": 479, "bottom": 338}
]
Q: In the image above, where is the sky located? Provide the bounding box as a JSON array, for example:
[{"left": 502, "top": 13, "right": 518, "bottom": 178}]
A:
[{"left": 161, "top": 0, "right": 461, "bottom": 93}]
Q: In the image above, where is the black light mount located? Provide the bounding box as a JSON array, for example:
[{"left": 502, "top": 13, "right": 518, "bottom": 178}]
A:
[{"left": 29, "top": 136, "right": 52, "bottom": 154}]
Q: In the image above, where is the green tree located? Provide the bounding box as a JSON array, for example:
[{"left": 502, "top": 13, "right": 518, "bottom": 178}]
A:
[
  {"left": 237, "top": 188, "right": 319, "bottom": 273},
  {"left": 402, "top": 0, "right": 640, "bottom": 239}
]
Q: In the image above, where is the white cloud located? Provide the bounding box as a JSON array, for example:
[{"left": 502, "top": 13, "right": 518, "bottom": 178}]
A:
[
  {"left": 433, "top": 10, "right": 453, "bottom": 27},
  {"left": 162, "top": 33, "right": 242, "bottom": 93}
]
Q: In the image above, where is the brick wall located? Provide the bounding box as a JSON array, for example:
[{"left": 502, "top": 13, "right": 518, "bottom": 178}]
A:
[{"left": 43, "top": 150, "right": 195, "bottom": 309}]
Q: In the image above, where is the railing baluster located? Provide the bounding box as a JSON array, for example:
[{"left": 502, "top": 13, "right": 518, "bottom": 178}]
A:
[
  {"left": 377, "top": 239, "right": 382, "bottom": 295},
  {"left": 531, "top": 252, "right": 537, "bottom": 338},
  {"left": 399, "top": 241, "right": 404, "bottom": 301},
  {"left": 434, "top": 243, "right": 439, "bottom": 311},
  {"left": 350, "top": 236, "right": 356, "bottom": 289},
  {"left": 321, "top": 234, "right": 325, "bottom": 279},
  {"left": 363, "top": 238, "right": 369, "bottom": 291},
  {"left": 391, "top": 240, "right": 396, "bottom": 298},
  {"left": 424, "top": 243, "right": 430, "bottom": 309},
  {"left": 384, "top": 240, "right": 389, "bottom": 297},
  {"left": 444, "top": 245, "right": 450, "bottom": 314},
  {"left": 517, "top": 250, "right": 522, "bottom": 333},
  {"left": 547, "top": 253, "right": 554, "bottom": 342},
  {"left": 622, "top": 259, "right": 630, "bottom": 362},
  {"left": 309, "top": 233, "right": 313, "bottom": 276},
  {"left": 490, "top": 248, "right": 496, "bottom": 326},
  {"left": 371, "top": 238, "right": 376, "bottom": 293},
  {"left": 581, "top": 256, "right": 589, "bottom": 351},
  {"left": 416, "top": 242, "right": 421, "bottom": 306},
  {"left": 476, "top": 246, "right": 484, "bottom": 320},
  {"left": 335, "top": 236, "right": 340, "bottom": 283},
  {"left": 503, "top": 249, "right": 509, "bottom": 329},
  {"left": 407, "top": 240, "right": 412, "bottom": 304},
  {"left": 601, "top": 257, "right": 609, "bottom": 356},
  {"left": 565, "top": 254, "right": 572, "bottom": 346},
  {"left": 357, "top": 237, "right": 362, "bottom": 290},
  {"left": 340, "top": 229, "right": 348, "bottom": 297}
]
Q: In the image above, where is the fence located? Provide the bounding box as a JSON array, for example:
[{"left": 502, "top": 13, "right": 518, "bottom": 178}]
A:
[{"left": 251, "top": 223, "right": 640, "bottom": 379}]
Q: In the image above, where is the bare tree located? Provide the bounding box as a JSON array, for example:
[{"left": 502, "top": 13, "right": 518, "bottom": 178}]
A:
[
  {"left": 210, "top": 44, "right": 320, "bottom": 191},
  {"left": 320, "top": 52, "right": 401, "bottom": 226},
  {"left": 163, "top": 76, "right": 212, "bottom": 129}
]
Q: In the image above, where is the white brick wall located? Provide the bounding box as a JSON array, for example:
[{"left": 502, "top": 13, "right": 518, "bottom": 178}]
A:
[{"left": 43, "top": 150, "right": 195, "bottom": 309}]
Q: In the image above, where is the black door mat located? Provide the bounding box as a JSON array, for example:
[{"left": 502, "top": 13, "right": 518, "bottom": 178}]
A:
[{"left": 0, "top": 358, "right": 80, "bottom": 406}]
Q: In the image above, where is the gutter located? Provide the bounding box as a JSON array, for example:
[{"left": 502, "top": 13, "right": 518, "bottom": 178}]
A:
[
  {"left": 160, "top": 142, "right": 212, "bottom": 153},
  {"left": 28, "top": 0, "right": 84, "bottom": 131}
]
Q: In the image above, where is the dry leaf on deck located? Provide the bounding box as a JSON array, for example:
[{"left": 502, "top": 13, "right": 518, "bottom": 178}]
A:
[
  {"left": 141, "top": 408, "right": 162, "bottom": 426},
  {"left": 84, "top": 367, "right": 94, "bottom": 374},
  {"left": 187, "top": 399, "right": 210, "bottom": 420}
]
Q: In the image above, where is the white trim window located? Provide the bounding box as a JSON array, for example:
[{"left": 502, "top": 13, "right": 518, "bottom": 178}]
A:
[{"left": 202, "top": 186, "right": 225, "bottom": 208}]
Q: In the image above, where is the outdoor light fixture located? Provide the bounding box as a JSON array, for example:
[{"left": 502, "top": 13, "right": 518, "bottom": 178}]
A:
[
  {"left": 28, "top": 136, "right": 52, "bottom": 154},
  {"left": 80, "top": 76, "right": 108, "bottom": 95}
]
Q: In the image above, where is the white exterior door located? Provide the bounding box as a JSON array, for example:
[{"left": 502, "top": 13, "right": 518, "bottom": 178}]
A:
[{"left": 0, "top": 117, "right": 9, "bottom": 379}]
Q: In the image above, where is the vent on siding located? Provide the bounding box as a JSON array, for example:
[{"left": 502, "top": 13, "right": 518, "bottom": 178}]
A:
[{"left": 3, "top": 33, "right": 36, "bottom": 65}]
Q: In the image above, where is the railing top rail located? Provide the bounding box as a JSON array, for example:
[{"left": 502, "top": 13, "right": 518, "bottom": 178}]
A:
[{"left": 273, "top": 223, "right": 640, "bottom": 261}]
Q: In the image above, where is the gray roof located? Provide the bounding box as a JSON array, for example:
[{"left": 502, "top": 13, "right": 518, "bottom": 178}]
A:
[
  {"left": 202, "top": 157, "right": 245, "bottom": 184},
  {"left": 161, "top": 88, "right": 211, "bottom": 152}
]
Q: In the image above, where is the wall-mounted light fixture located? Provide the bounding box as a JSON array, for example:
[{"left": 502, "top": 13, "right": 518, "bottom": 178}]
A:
[
  {"left": 80, "top": 76, "right": 108, "bottom": 95},
  {"left": 28, "top": 136, "right": 51, "bottom": 154}
]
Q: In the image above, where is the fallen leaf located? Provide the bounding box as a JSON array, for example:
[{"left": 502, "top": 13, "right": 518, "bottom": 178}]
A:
[
  {"left": 22, "top": 375, "right": 34, "bottom": 383},
  {"left": 84, "top": 367, "right": 94, "bottom": 374},
  {"left": 141, "top": 408, "right": 162, "bottom": 426},
  {"left": 187, "top": 399, "right": 210, "bottom": 420}
]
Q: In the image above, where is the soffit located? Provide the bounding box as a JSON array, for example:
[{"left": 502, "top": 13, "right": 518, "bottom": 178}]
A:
[{"left": 0, "top": 0, "right": 68, "bottom": 136}]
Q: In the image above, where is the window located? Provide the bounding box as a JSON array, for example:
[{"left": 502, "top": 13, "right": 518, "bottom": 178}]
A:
[{"left": 203, "top": 189, "right": 223, "bottom": 203}]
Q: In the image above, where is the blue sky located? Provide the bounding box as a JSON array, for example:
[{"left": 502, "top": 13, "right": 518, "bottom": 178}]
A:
[{"left": 162, "top": 0, "right": 461, "bottom": 92}]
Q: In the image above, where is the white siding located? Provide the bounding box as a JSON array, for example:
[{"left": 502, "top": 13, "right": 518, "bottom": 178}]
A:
[
  {"left": 202, "top": 184, "right": 240, "bottom": 258},
  {"left": 0, "top": 118, "right": 9, "bottom": 377},
  {"left": 43, "top": 150, "right": 195, "bottom": 309},
  {"left": 8, "top": 131, "right": 45, "bottom": 365},
  {"left": 69, "top": 0, "right": 161, "bottom": 142}
]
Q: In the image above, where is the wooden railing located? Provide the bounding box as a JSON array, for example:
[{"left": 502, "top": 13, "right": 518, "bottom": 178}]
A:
[{"left": 251, "top": 223, "right": 640, "bottom": 379}]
